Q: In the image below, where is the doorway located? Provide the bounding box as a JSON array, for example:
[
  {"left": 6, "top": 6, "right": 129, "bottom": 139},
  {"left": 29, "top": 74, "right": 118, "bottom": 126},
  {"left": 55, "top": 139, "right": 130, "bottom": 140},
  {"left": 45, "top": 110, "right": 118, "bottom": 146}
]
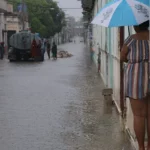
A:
[{"left": 7, "top": 30, "right": 16, "bottom": 48}]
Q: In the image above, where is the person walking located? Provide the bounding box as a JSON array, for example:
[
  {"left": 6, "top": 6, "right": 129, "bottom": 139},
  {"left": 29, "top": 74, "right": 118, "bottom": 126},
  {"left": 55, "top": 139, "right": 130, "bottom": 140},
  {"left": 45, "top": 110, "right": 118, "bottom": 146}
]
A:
[
  {"left": 0, "top": 42, "right": 4, "bottom": 59},
  {"left": 47, "top": 41, "right": 51, "bottom": 59},
  {"left": 0, "top": 43, "right": 3, "bottom": 60},
  {"left": 44, "top": 40, "right": 47, "bottom": 53},
  {"left": 52, "top": 42, "right": 57, "bottom": 60},
  {"left": 121, "top": 21, "right": 149, "bottom": 150},
  {"left": 41, "top": 39, "right": 45, "bottom": 61}
]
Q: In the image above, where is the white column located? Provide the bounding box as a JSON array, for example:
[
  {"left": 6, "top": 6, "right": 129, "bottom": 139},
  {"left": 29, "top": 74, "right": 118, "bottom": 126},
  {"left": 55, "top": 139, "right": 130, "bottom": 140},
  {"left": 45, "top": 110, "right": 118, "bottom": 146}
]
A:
[
  {"left": 0, "top": 13, "right": 4, "bottom": 42},
  {"left": 4, "top": 31, "right": 7, "bottom": 53}
]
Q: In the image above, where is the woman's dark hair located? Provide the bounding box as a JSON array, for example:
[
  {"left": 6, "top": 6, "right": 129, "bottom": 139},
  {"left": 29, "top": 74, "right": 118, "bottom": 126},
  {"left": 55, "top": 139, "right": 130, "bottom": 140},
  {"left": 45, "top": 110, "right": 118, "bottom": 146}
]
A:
[{"left": 138, "top": 20, "right": 149, "bottom": 31}]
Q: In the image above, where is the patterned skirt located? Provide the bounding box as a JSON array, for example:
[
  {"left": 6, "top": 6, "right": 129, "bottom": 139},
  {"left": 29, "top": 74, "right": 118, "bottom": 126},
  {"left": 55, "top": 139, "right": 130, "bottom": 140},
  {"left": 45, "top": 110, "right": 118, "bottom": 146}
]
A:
[{"left": 124, "top": 62, "right": 149, "bottom": 100}]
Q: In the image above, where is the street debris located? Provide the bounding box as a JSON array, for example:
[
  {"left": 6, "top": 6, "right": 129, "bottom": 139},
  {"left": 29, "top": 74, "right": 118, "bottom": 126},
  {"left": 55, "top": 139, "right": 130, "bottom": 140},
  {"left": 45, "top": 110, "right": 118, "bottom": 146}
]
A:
[{"left": 57, "top": 50, "right": 73, "bottom": 58}]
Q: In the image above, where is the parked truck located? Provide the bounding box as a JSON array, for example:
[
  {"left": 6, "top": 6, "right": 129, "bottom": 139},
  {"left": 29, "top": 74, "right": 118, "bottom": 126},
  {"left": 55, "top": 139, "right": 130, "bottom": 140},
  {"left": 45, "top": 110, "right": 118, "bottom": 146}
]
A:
[{"left": 8, "top": 31, "right": 44, "bottom": 61}]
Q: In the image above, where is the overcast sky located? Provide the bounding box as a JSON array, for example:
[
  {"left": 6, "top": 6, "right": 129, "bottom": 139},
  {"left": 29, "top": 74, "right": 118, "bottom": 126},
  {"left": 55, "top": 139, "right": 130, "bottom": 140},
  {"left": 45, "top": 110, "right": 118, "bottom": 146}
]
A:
[{"left": 54, "top": 0, "right": 82, "bottom": 20}]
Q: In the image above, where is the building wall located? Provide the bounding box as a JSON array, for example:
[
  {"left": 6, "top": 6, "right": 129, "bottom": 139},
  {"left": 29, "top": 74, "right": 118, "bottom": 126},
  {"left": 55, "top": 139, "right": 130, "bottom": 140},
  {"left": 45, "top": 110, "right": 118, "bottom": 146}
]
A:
[
  {"left": 91, "top": 0, "right": 137, "bottom": 148},
  {"left": 0, "top": 0, "right": 7, "bottom": 43},
  {"left": 92, "top": 0, "right": 121, "bottom": 110},
  {"left": 0, "top": 13, "right": 7, "bottom": 43},
  {"left": 6, "top": 16, "right": 21, "bottom": 32},
  {"left": 0, "top": 1, "right": 29, "bottom": 51},
  {"left": 0, "top": 0, "right": 7, "bottom": 11}
]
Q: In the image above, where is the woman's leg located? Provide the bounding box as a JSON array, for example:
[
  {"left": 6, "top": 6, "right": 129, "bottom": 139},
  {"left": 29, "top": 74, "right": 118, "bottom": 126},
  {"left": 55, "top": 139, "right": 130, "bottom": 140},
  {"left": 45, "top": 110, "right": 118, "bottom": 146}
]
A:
[
  {"left": 54, "top": 52, "right": 57, "bottom": 60},
  {"left": 52, "top": 53, "right": 54, "bottom": 60},
  {"left": 56, "top": 52, "right": 57, "bottom": 59},
  {"left": 49, "top": 50, "right": 51, "bottom": 59},
  {"left": 47, "top": 50, "right": 48, "bottom": 58},
  {"left": 97, "top": 62, "right": 100, "bottom": 73},
  {"left": 130, "top": 98, "right": 147, "bottom": 150},
  {"left": 147, "top": 96, "right": 150, "bottom": 149}
]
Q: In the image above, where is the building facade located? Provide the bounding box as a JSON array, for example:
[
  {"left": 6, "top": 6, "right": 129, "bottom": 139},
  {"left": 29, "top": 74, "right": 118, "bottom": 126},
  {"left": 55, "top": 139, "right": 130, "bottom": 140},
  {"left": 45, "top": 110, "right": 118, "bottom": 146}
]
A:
[
  {"left": 92, "top": 0, "right": 121, "bottom": 113},
  {"left": 0, "top": 0, "right": 8, "bottom": 45},
  {"left": 81, "top": 0, "right": 138, "bottom": 148},
  {"left": 6, "top": 4, "right": 26, "bottom": 47},
  {"left": 0, "top": 2, "right": 29, "bottom": 50}
]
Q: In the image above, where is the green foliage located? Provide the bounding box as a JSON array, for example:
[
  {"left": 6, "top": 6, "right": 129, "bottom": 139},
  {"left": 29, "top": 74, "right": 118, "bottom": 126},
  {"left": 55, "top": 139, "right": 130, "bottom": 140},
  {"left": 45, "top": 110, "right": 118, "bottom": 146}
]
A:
[{"left": 8, "top": 0, "right": 66, "bottom": 38}]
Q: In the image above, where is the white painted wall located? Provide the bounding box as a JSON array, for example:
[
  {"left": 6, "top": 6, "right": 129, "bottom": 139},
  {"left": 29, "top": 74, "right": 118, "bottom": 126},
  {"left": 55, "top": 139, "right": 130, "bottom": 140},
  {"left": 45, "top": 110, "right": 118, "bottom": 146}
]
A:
[
  {"left": 92, "top": 0, "right": 120, "bottom": 97},
  {"left": 0, "top": 13, "right": 6, "bottom": 42},
  {"left": 6, "top": 16, "right": 21, "bottom": 32},
  {"left": 0, "top": 0, "right": 7, "bottom": 12},
  {"left": 0, "top": 1, "right": 9, "bottom": 48}
]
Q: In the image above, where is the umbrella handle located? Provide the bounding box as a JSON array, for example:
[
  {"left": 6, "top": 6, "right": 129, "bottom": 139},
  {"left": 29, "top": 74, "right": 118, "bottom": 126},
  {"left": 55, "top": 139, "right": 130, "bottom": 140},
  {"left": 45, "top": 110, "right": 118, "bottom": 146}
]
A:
[{"left": 128, "top": 26, "right": 130, "bottom": 36}]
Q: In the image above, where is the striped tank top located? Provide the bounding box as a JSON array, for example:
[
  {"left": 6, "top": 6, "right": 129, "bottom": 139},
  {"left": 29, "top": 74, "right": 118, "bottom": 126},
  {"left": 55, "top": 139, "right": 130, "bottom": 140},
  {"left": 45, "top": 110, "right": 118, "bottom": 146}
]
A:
[{"left": 124, "top": 36, "right": 150, "bottom": 100}]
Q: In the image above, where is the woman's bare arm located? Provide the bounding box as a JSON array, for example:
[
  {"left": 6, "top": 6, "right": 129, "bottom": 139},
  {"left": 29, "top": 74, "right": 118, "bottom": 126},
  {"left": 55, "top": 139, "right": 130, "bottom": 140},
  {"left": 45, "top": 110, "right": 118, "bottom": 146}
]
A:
[{"left": 120, "top": 44, "right": 128, "bottom": 62}]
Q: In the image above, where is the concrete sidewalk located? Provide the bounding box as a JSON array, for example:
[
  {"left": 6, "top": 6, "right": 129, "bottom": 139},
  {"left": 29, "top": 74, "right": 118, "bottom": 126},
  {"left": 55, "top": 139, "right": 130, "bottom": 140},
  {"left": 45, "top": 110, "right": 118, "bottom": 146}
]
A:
[{"left": 56, "top": 39, "right": 135, "bottom": 150}]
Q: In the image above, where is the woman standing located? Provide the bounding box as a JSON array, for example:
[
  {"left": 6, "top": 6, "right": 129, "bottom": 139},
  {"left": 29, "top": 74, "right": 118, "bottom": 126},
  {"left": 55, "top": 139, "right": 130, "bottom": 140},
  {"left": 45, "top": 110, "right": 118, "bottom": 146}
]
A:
[
  {"left": 31, "top": 39, "right": 37, "bottom": 59},
  {"left": 47, "top": 41, "right": 51, "bottom": 59},
  {"left": 0, "top": 42, "right": 4, "bottom": 59},
  {"left": 52, "top": 42, "right": 57, "bottom": 60},
  {"left": 121, "top": 21, "right": 149, "bottom": 150}
]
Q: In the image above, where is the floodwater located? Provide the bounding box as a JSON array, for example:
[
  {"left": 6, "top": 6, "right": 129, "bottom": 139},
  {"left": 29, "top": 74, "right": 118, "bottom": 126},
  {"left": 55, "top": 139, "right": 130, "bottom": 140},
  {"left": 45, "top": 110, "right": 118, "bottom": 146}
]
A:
[{"left": 0, "top": 37, "right": 134, "bottom": 150}]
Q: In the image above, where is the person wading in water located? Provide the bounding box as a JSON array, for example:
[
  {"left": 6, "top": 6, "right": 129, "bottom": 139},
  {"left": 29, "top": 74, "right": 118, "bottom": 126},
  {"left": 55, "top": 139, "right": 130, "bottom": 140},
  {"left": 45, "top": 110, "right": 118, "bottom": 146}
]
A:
[
  {"left": 52, "top": 42, "right": 57, "bottom": 60},
  {"left": 47, "top": 41, "right": 51, "bottom": 59}
]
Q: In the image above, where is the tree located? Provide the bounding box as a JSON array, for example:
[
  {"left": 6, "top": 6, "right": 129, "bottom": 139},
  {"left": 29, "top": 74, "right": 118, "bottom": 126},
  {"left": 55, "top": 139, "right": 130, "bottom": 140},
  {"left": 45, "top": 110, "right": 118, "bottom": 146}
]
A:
[{"left": 8, "top": 0, "right": 66, "bottom": 37}]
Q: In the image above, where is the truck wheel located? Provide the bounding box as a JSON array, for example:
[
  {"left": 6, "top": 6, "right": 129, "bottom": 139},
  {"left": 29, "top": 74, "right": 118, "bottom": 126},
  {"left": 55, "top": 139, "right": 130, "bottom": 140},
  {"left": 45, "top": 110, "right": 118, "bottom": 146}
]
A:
[
  {"left": 9, "top": 59, "right": 14, "bottom": 62},
  {"left": 16, "top": 54, "right": 21, "bottom": 61},
  {"left": 24, "top": 56, "right": 29, "bottom": 61},
  {"left": 16, "top": 57, "right": 21, "bottom": 61}
]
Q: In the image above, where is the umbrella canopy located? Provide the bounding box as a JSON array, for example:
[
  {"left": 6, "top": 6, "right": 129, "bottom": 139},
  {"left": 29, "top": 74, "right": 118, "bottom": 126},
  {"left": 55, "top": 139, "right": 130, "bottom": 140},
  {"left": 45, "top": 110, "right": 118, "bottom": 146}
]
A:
[{"left": 91, "top": 0, "right": 149, "bottom": 27}]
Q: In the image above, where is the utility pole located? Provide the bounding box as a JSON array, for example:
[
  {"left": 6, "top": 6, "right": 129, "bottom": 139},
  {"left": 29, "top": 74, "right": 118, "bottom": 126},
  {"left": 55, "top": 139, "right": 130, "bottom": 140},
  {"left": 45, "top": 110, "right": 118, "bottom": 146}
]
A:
[
  {"left": 22, "top": 0, "right": 25, "bottom": 30},
  {"left": 97, "top": 0, "right": 99, "bottom": 13}
]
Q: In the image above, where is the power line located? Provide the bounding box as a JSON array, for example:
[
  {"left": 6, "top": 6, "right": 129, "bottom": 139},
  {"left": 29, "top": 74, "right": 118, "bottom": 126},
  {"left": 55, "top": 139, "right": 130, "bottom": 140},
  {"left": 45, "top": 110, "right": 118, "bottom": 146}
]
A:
[
  {"left": 8, "top": 0, "right": 82, "bottom": 10},
  {"left": 22, "top": 0, "right": 25, "bottom": 30}
]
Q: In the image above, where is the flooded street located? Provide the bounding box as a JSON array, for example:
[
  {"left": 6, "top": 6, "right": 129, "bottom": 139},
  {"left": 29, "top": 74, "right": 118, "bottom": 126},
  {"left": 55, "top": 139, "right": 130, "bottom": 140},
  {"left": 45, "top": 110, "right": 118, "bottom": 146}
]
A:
[{"left": 0, "top": 38, "right": 134, "bottom": 150}]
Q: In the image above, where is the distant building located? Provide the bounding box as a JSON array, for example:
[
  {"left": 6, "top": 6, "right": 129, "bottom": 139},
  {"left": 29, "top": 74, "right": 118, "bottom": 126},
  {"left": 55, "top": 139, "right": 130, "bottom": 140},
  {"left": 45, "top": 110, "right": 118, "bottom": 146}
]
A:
[
  {"left": 0, "top": 0, "right": 7, "bottom": 44},
  {"left": 6, "top": 4, "right": 29, "bottom": 47},
  {"left": 0, "top": 0, "right": 29, "bottom": 50},
  {"left": 73, "top": 25, "right": 83, "bottom": 36},
  {"left": 0, "top": 0, "right": 28, "bottom": 49},
  {"left": 59, "top": 16, "right": 76, "bottom": 43}
]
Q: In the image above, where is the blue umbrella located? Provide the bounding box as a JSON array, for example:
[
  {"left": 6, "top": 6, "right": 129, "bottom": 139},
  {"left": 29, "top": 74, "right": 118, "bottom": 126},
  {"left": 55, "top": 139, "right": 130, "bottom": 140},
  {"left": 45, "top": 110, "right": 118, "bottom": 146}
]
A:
[{"left": 92, "top": 0, "right": 149, "bottom": 27}]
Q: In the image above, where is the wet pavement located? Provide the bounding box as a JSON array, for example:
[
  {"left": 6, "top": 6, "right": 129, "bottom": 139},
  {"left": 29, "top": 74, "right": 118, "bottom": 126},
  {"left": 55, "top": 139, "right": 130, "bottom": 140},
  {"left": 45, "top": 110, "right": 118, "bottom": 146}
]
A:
[{"left": 0, "top": 38, "right": 134, "bottom": 150}]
